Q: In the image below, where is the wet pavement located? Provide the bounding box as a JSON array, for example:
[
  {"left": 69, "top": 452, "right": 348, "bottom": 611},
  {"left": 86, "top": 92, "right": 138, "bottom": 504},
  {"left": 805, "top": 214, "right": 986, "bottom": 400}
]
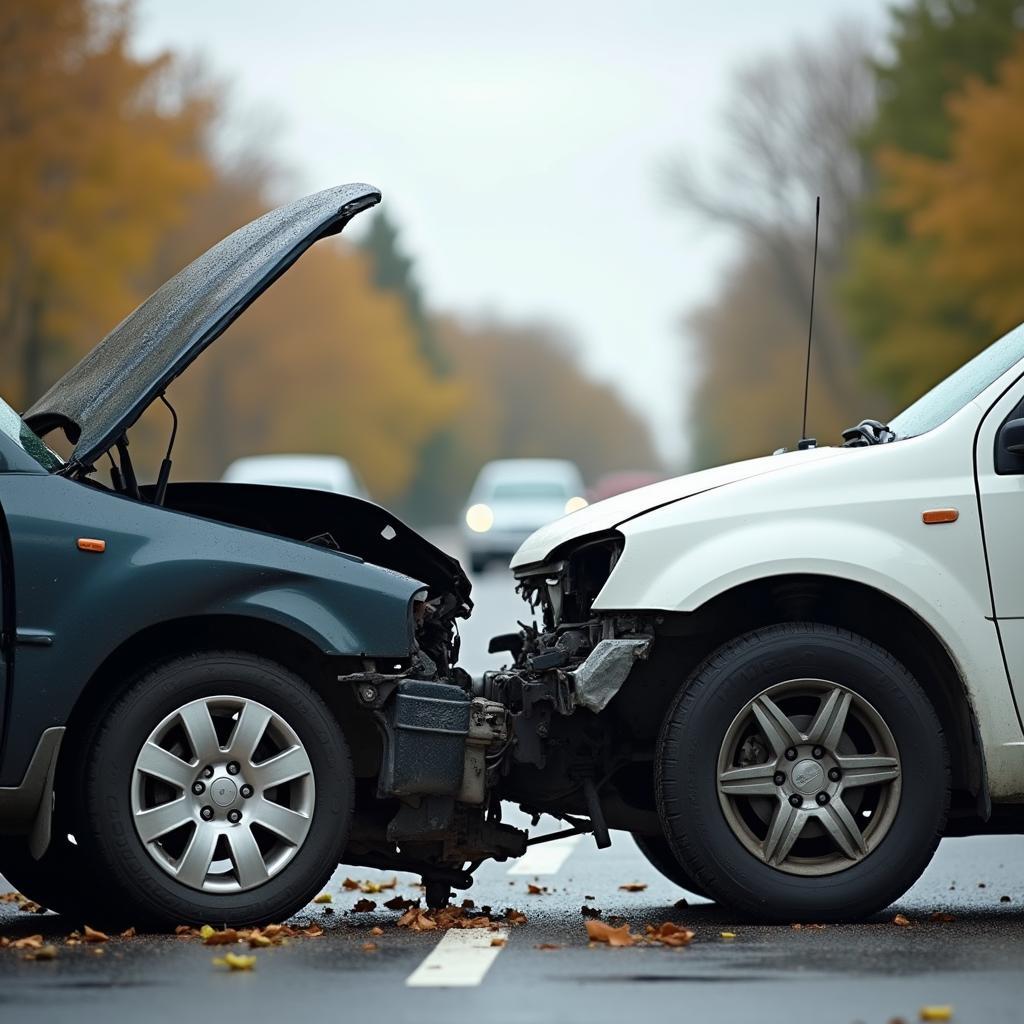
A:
[{"left": 1, "top": 561, "right": 1022, "bottom": 1022}]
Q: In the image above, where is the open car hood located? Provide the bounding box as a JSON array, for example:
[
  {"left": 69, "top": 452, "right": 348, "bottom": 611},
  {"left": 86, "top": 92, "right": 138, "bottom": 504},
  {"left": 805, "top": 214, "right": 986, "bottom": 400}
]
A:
[{"left": 25, "top": 183, "right": 380, "bottom": 469}]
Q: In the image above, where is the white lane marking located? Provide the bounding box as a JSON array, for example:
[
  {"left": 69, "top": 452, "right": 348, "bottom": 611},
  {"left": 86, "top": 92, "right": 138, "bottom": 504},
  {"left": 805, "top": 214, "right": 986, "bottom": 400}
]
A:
[
  {"left": 506, "top": 834, "right": 582, "bottom": 876},
  {"left": 405, "top": 928, "right": 508, "bottom": 987}
]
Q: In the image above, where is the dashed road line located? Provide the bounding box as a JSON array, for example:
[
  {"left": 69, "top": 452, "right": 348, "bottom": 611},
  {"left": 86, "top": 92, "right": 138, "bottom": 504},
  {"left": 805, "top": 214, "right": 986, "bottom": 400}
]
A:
[
  {"left": 405, "top": 928, "right": 509, "bottom": 987},
  {"left": 506, "top": 834, "right": 582, "bottom": 876}
]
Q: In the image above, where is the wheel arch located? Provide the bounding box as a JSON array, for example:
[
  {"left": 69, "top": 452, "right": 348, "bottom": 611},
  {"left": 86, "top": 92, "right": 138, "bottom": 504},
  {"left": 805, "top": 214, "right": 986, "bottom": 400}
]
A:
[{"left": 619, "top": 573, "right": 985, "bottom": 817}]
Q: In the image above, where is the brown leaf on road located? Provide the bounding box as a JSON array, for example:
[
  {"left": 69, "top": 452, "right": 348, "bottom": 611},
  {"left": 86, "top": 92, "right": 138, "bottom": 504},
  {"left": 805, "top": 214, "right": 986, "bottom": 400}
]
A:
[
  {"left": 120, "top": 927, "right": 136, "bottom": 939},
  {"left": 362, "top": 942, "right": 378, "bottom": 952},
  {"left": 174, "top": 925, "right": 196, "bottom": 936},
  {"left": 490, "top": 937, "right": 506, "bottom": 947},
  {"left": 352, "top": 899, "right": 377, "bottom": 913},
  {"left": 23, "top": 944, "right": 58, "bottom": 961},
  {"left": 11, "top": 934, "right": 44, "bottom": 950},
  {"left": 303, "top": 924, "right": 324, "bottom": 937},
  {"left": 202, "top": 928, "right": 240, "bottom": 946},
  {"left": 383, "top": 895, "right": 418, "bottom": 911},
  {"left": 248, "top": 934, "right": 273, "bottom": 948},
  {"left": 527, "top": 884, "right": 547, "bottom": 895},
  {"left": 536, "top": 942, "right": 561, "bottom": 950},
  {"left": 929, "top": 912, "right": 956, "bottom": 923},
  {"left": 82, "top": 925, "right": 110, "bottom": 943},
  {"left": 618, "top": 883, "right": 648, "bottom": 893},
  {"left": 342, "top": 878, "right": 361, "bottom": 890},
  {"left": 893, "top": 914, "right": 911, "bottom": 927},
  {"left": 504, "top": 909, "right": 528, "bottom": 926},
  {"left": 586, "top": 920, "right": 637, "bottom": 947},
  {"left": 370, "top": 926, "right": 384, "bottom": 936},
  {"left": 646, "top": 922, "right": 695, "bottom": 947}
]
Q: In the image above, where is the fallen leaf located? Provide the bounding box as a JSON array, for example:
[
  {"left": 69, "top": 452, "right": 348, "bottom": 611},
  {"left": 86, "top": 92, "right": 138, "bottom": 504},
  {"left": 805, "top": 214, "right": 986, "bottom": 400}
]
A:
[
  {"left": 120, "top": 927, "right": 136, "bottom": 939},
  {"left": 11, "top": 934, "right": 44, "bottom": 950},
  {"left": 893, "top": 914, "right": 911, "bottom": 927},
  {"left": 490, "top": 937, "right": 506, "bottom": 947},
  {"left": 929, "top": 912, "right": 956, "bottom": 923},
  {"left": 304, "top": 924, "right": 324, "bottom": 937},
  {"left": 248, "top": 934, "right": 273, "bottom": 948},
  {"left": 536, "top": 942, "right": 561, "bottom": 950},
  {"left": 648, "top": 922, "right": 695, "bottom": 947},
  {"left": 352, "top": 899, "right": 377, "bottom": 913},
  {"left": 618, "top": 883, "right": 647, "bottom": 893},
  {"left": 720, "top": 931, "right": 736, "bottom": 939},
  {"left": 581, "top": 905, "right": 601, "bottom": 918},
  {"left": 919, "top": 1007, "right": 953, "bottom": 1021},
  {"left": 203, "top": 928, "right": 240, "bottom": 946},
  {"left": 313, "top": 893, "right": 333, "bottom": 904},
  {"left": 370, "top": 926, "right": 384, "bottom": 936},
  {"left": 586, "top": 919, "right": 637, "bottom": 947},
  {"left": 791, "top": 923, "right": 802, "bottom": 930},
  {"left": 383, "top": 895, "right": 418, "bottom": 911},
  {"left": 23, "top": 944, "right": 58, "bottom": 961},
  {"left": 361, "top": 942, "right": 378, "bottom": 952},
  {"left": 342, "top": 878, "right": 361, "bottom": 890},
  {"left": 504, "top": 909, "right": 527, "bottom": 926},
  {"left": 82, "top": 925, "right": 109, "bottom": 944},
  {"left": 175, "top": 925, "right": 195, "bottom": 936},
  {"left": 212, "top": 952, "right": 256, "bottom": 971},
  {"left": 199, "top": 925, "right": 216, "bottom": 938},
  {"left": 527, "top": 884, "right": 546, "bottom": 895}
]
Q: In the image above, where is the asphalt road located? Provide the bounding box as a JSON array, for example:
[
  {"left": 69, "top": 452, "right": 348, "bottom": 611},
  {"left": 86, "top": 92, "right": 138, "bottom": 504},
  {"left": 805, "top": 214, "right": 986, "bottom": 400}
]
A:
[{"left": 1, "top": 557, "right": 1022, "bottom": 1023}]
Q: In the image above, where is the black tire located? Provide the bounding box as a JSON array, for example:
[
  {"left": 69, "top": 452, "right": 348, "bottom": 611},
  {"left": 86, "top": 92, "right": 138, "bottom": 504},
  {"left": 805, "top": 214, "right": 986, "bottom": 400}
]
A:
[
  {"left": 80, "top": 651, "right": 353, "bottom": 928},
  {"left": 631, "top": 832, "right": 709, "bottom": 898},
  {"left": 656, "top": 623, "right": 949, "bottom": 922}
]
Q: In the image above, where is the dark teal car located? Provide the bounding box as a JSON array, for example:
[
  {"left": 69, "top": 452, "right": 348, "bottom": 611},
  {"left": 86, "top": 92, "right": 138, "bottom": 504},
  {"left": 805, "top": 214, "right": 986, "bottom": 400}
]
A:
[{"left": 0, "top": 184, "right": 528, "bottom": 926}]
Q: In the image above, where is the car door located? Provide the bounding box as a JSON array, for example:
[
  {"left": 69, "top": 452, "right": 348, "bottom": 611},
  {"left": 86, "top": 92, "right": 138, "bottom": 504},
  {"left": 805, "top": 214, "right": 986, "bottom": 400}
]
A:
[{"left": 975, "top": 369, "right": 1024, "bottom": 717}]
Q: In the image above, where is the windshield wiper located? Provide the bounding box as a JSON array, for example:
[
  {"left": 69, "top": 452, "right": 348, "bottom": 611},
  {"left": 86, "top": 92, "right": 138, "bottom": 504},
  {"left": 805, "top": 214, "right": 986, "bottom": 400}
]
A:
[{"left": 841, "top": 419, "right": 896, "bottom": 447}]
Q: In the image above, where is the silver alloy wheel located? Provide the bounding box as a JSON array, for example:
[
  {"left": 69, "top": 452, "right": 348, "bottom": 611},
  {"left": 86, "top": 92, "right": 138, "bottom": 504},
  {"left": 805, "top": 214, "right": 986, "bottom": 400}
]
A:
[
  {"left": 131, "top": 695, "right": 315, "bottom": 892},
  {"left": 716, "top": 679, "right": 901, "bottom": 876}
]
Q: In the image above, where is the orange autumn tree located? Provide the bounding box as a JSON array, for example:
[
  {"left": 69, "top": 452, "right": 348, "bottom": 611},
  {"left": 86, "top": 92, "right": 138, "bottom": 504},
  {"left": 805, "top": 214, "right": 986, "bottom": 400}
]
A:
[
  {"left": 881, "top": 39, "right": 1024, "bottom": 340},
  {"left": 0, "top": 0, "right": 213, "bottom": 408}
]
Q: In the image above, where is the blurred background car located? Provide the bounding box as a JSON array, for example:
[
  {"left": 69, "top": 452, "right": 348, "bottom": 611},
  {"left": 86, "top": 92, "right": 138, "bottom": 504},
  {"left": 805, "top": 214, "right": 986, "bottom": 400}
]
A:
[
  {"left": 588, "top": 470, "right": 664, "bottom": 503},
  {"left": 222, "top": 454, "right": 370, "bottom": 499},
  {"left": 461, "top": 458, "right": 587, "bottom": 573}
]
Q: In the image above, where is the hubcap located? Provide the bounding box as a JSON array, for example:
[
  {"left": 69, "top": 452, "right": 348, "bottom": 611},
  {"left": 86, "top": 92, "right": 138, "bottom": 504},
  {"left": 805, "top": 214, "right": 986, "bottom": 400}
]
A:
[
  {"left": 131, "top": 695, "right": 315, "bottom": 893},
  {"left": 716, "top": 679, "right": 901, "bottom": 876}
]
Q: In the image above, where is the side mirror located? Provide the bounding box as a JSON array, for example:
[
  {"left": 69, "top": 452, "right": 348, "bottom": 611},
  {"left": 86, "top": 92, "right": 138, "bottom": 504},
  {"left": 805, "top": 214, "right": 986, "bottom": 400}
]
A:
[{"left": 1000, "top": 417, "right": 1024, "bottom": 455}]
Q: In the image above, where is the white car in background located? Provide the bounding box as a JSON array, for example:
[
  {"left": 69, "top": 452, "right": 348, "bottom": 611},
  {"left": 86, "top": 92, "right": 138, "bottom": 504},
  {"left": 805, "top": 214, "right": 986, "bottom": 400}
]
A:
[
  {"left": 462, "top": 458, "right": 587, "bottom": 573},
  {"left": 222, "top": 454, "right": 369, "bottom": 498}
]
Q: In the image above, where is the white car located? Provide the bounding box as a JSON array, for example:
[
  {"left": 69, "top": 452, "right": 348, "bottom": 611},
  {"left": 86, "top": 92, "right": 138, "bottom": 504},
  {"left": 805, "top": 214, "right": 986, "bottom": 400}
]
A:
[
  {"left": 222, "top": 454, "right": 369, "bottom": 499},
  {"left": 461, "top": 458, "right": 587, "bottom": 573},
  {"left": 506, "top": 323, "right": 1024, "bottom": 920}
]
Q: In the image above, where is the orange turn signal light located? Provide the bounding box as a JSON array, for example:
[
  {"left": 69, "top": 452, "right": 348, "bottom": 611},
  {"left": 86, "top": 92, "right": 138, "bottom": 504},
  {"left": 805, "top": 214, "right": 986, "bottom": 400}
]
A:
[
  {"left": 922, "top": 509, "right": 958, "bottom": 525},
  {"left": 77, "top": 538, "right": 106, "bottom": 553}
]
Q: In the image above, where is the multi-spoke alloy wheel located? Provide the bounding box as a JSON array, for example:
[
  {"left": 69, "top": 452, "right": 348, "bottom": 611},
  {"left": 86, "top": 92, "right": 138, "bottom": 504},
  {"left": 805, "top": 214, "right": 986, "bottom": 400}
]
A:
[
  {"left": 132, "top": 695, "right": 315, "bottom": 892},
  {"left": 717, "top": 679, "right": 901, "bottom": 875},
  {"left": 656, "top": 623, "right": 948, "bottom": 921},
  {"left": 81, "top": 652, "right": 352, "bottom": 928}
]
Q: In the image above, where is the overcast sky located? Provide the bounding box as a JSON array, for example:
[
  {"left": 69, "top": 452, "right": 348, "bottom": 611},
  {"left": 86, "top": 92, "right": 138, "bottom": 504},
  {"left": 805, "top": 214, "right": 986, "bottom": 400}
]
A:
[{"left": 135, "top": 0, "right": 891, "bottom": 466}]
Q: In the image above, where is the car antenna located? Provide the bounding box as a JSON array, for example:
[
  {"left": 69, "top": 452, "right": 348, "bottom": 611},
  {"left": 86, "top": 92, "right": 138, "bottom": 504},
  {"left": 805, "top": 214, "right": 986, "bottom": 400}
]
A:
[
  {"left": 153, "top": 393, "right": 178, "bottom": 506},
  {"left": 797, "top": 195, "right": 821, "bottom": 451}
]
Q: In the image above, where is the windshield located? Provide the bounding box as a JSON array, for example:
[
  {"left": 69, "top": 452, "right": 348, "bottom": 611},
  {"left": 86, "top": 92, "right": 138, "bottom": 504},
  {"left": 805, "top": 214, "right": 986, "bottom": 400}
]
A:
[
  {"left": 890, "top": 322, "right": 1024, "bottom": 439},
  {"left": 490, "top": 481, "right": 570, "bottom": 501},
  {"left": 0, "top": 397, "right": 63, "bottom": 472}
]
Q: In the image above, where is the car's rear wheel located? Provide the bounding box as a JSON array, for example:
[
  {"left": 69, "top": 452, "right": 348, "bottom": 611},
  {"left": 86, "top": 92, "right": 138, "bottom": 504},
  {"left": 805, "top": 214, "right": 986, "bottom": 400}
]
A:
[
  {"left": 656, "top": 623, "right": 949, "bottom": 921},
  {"left": 81, "top": 651, "right": 353, "bottom": 928},
  {"left": 631, "top": 832, "right": 708, "bottom": 898}
]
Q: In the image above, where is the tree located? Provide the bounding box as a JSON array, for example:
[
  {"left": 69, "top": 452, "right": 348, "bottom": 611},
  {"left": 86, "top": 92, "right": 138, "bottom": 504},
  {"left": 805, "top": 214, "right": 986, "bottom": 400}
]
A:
[
  {"left": 880, "top": 39, "right": 1024, "bottom": 341},
  {"left": 666, "top": 23, "right": 876, "bottom": 463},
  {"left": 842, "top": 0, "right": 1024, "bottom": 407},
  {"left": 0, "top": 0, "right": 213, "bottom": 408}
]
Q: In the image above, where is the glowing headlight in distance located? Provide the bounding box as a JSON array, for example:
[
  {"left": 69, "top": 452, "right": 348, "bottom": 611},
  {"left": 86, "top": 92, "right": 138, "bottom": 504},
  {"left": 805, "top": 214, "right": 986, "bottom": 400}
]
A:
[
  {"left": 564, "top": 496, "right": 589, "bottom": 514},
  {"left": 465, "top": 503, "right": 494, "bottom": 532}
]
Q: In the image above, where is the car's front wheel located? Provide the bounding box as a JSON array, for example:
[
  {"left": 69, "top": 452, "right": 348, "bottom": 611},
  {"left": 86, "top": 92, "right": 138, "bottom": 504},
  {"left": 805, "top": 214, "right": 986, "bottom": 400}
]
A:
[
  {"left": 81, "top": 651, "right": 353, "bottom": 928},
  {"left": 656, "top": 623, "right": 949, "bottom": 921}
]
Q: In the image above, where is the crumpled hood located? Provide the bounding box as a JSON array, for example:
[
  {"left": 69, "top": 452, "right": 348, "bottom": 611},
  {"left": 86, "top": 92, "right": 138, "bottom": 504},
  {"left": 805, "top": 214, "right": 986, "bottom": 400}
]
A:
[{"left": 510, "top": 447, "right": 842, "bottom": 569}]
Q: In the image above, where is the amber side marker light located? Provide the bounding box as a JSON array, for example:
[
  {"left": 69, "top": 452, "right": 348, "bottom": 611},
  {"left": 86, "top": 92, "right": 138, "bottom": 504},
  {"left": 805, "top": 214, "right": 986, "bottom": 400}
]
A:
[
  {"left": 922, "top": 509, "right": 958, "bottom": 525},
  {"left": 77, "top": 538, "right": 106, "bottom": 552}
]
